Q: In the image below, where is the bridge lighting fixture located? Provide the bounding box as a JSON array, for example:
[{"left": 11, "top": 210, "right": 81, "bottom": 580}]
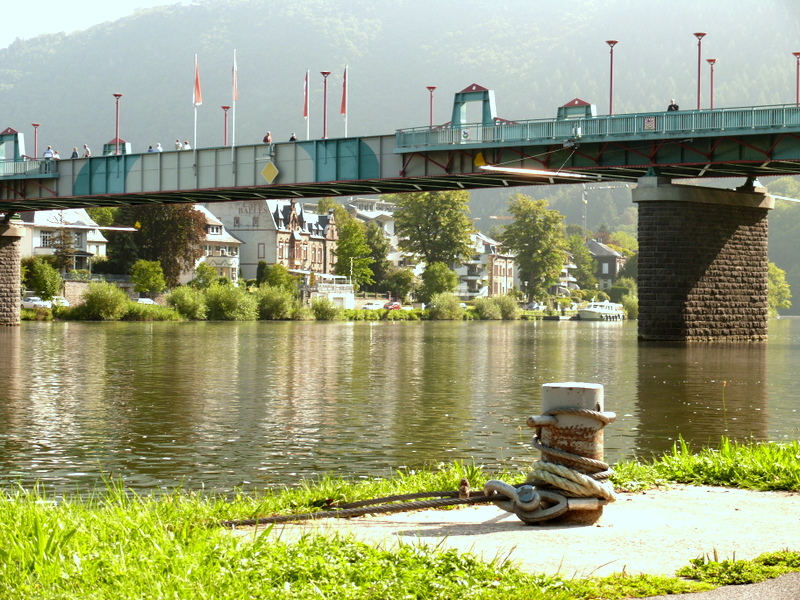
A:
[
  {"left": 426, "top": 86, "right": 437, "bottom": 128},
  {"left": 31, "top": 123, "right": 40, "bottom": 158},
  {"left": 321, "top": 71, "right": 331, "bottom": 139},
  {"left": 113, "top": 93, "right": 123, "bottom": 155},
  {"left": 694, "top": 32, "right": 706, "bottom": 110},
  {"left": 793, "top": 52, "right": 800, "bottom": 106},
  {"left": 706, "top": 59, "right": 716, "bottom": 109},
  {"left": 606, "top": 40, "right": 618, "bottom": 115},
  {"left": 221, "top": 106, "right": 231, "bottom": 146}
]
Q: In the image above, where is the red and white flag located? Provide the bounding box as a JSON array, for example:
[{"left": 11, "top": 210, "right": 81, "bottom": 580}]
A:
[
  {"left": 232, "top": 50, "right": 238, "bottom": 102},
  {"left": 193, "top": 54, "right": 203, "bottom": 106},
  {"left": 303, "top": 69, "right": 309, "bottom": 119},
  {"left": 340, "top": 65, "right": 348, "bottom": 116}
]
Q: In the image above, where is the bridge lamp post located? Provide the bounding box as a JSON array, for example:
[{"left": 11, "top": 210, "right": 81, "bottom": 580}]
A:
[
  {"left": 321, "top": 71, "right": 331, "bottom": 139},
  {"left": 113, "top": 93, "right": 123, "bottom": 155},
  {"left": 31, "top": 123, "right": 40, "bottom": 158},
  {"left": 706, "top": 59, "right": 716, "bottom": 109},
  {"left": 694, "top": 32, "right": 706, "bottom": 110},
  {"left": 426, "top": 86, "right": 436, "bottom": 128},
  {"left": 605, "top": 40, "right": 618, "bottom": 115},
  {"left": 221, "top": 106, "right": 230, "bottom": 146},
  {"left": 793, "top": 52, "right": 800, "bottom": 106}
]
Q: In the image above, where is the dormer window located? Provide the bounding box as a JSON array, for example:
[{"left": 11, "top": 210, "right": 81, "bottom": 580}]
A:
[{"left": 208, "top": 225, "right": 222, "bottom": 235}]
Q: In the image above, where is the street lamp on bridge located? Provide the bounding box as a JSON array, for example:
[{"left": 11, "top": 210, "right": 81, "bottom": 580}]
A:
[
  {"left": 426, "top": 86, "right": 436, "bottom": 128},
  {"left": 606, "top": 40, "right": 618, "bottom": 115},
  {"left": 793, "top": 52, "right": 800, "bottom": 106},
  {"left": 321, "top": 71, "right": 331, "bottom": 139},
  {"left": 706, "top": 58, "right": 717, "bottom": 109},
  {"left": 113, "top": 93, "right": 123, "bottom": 155},
  {"left": 694, "top": 32, "right": 706, "bottom": 110},
  {"left": 221, "top": 106, "right": 231, "bottom": 146},
  {"left": 31, "top": 123, "right": 40, "bottom": 158}
]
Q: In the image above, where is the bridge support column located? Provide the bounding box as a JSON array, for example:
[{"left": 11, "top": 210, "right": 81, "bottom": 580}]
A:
[
  {"left": 633, "top": 176, "right": 773, "bottom": 342},
  {"left": 0, "top": 223, "right": 24, "bottom": 326}
]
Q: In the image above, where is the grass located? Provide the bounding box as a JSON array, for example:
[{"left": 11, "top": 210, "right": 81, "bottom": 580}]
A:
[{"left": 1, "top": 442, "right": 800, "bottom": 599}]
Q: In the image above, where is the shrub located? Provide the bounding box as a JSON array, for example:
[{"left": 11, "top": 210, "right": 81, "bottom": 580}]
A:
[
  {"left": 473, "top": 297, "right": 502, "bottom": 320},
  {"left": 204, "top": 283, "right": 258, "bottom": 321},
  {"left": 427, "top": 292, "right": 464, "bottom": 320},
  {"left": 311, "top": 297, "right": 342, "bottom": 321},
  {"left": 494, "top": 295, "right": 521, "bottom": 319},
  {"left": 75, "top": 282, "right": 130, "bottom": 320},
  {"left": 621, "top": 294, "right": 639, "bottom": 320},
  {"left": 122, "top": 303, "right": 183, "bottom": 321},
  {"left": 167, "top": 286, "right": 207, "bottom": 320},
  {"left": 255, "top": 284, "right": 297, "bottom": 320},
  {"left": 291, "top": 306, "right": 315, "bottom": 320}
]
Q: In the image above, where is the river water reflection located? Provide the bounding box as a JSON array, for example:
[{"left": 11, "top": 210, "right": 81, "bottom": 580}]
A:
[{"left": 1, "top": 319, "right": 798, "bottom": 493}]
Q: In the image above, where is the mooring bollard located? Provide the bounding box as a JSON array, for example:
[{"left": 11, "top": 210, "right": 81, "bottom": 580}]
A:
[{"left": 485, "top": 382, "right": 616, "bottom": 525}]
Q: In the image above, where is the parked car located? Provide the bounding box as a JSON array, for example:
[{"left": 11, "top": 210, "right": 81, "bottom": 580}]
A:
[
  {"left": 136, "top": 298, "right": 157, "bottom": 305},
  {"left": 52, "top": 296, "right": 70, "bottom": 307},
  {"left": 361, "top": 301, "right": 384, "bottom": 310},
  {"left": 384, "top": 301, "right": 402, "bottom": 310},
  {"left": 21, "top": 296, "right": 52, "bottom": 309}
]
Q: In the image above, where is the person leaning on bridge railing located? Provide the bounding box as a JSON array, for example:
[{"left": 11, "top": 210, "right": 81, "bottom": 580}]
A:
[{"left": 667, "top": 99, "right": 679, "bottom": 111}]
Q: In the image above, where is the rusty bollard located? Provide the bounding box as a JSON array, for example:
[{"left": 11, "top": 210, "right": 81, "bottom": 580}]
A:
[{"left": 485, "top": 382, "right": 616, "bottom": 525}]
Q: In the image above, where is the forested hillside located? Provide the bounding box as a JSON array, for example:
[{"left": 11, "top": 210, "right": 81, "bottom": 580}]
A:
[{"left": 2, "top": 0, "right": 800, "bottom": 309}]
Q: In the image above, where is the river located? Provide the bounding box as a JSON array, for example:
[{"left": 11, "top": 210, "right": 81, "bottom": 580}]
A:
[{"left": 1, "top": 319, "right": 798, "bottom": 493}]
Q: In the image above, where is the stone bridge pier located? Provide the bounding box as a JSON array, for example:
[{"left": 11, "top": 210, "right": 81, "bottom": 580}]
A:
[
  {"left": 633, "top": 175, "right": 773, "bottom": 342},
  {"left": 0, "top": 222, "right": 23, "bottom": 326}
]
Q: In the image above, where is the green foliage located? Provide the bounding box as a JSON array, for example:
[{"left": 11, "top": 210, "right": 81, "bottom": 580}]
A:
[
  {"left": 621, "top": 294, "right": 639, "bottom": 320},
  {"left": 335, "top": 219, "right": 374, "bottom": 289},
  {"left": 677, "top": 551, "right": 800, "bottom": 586},
  {"left": 204, "top": 283, "right": 258, "bottom": 321},
  {"left": 192, "top": 261, "right": 219, "bottom": 290},
  {"left": 130, "top": 259, "right": 166, "bottom": 295},
  {"left": 567, "top": 234, "right": 598, "bottom": 290},
  {"left": 473, "top": 297, "right": 502, "bottom": 320},
  {"left": 257, "top": 263, "right": 299, "bottom": 292},
  {"left": 310, "top": 296, "right": 342, "bottom": 320},
  {"left": 768, "top": 262, "right": 792, "bottom": 317},
  {"left": 74, "top": 282, "right": 130, "bottom": 321},
  {"left": 381, "top": 267, "right": 418, "bottom": 304},
  {"left": 84, "top": 206, "right": 118, "bottom": 227},
  {"left": 25, "top": 258, "right": 62, "bottom": 300},
  {"left": 493, "top": 294, "right": 522, "bottom": 319},
  {"left": 255, "top": 284, "right": 297, "bottom": 320},
  {"left": 166, "top": 286, "right": 208, "bottom": 320},
  {"left": 427, "top": 292, "right": 464, "bottom": 320},
  {"left": 419, "top": 262, "right": 458, "bottom": 304},
  {"left": 121, "top": 302, "right": 183, "bottom": 322},
  {"left": 363, "top": 222, "right": 392, "bottom": 289},
  {"left": 500, "top": 194, "right": 567, "bottom": 300},
  {"left": 389, "top": 190, "right": 475, "bottom": 265}
]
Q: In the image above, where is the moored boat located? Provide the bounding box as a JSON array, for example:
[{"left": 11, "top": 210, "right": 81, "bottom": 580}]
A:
[{"left": 578, "top": 300, "right": 624, "bottom": 321}]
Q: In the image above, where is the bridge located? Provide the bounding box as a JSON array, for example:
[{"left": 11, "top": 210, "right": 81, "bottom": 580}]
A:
[{"left": 2, "top": 85, "right": 800, "bottom": 340}]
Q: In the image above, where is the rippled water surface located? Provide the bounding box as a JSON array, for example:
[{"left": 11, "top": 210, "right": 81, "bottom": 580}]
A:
[{"left": 1, "top": 319, "right": 798, "bottom": 492}]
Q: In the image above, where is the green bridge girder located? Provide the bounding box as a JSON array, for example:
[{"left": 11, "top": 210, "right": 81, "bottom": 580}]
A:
[{"left": 2, "top": 103, "right": 800, "bottom": 212}]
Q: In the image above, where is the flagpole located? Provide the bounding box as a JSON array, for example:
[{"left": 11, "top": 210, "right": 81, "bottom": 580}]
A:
[
  {"left": 341, "top": 65, "right": 348, "bottom": 137},
  {"left": 193, "top": 53, "right": 202, "bottom": 169},
  {"left": 231, "top": 49, "right": 238, "bottom": 168},
  {"left": 304, "top": 69, "right": 310, "bottom": 140}
]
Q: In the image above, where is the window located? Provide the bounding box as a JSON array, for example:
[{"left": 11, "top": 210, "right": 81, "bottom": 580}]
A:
[
  {"left": 252, "top": 216, "right": 259, "bottom": 227},
  {"left": 602, "top": 263, "right": 609, "bottom": 275},
  {"left": 233, "top": 217, "right": 240, "bottom": 227},
  {"left": 258, "top": 243, "right": 266, "bottom": 259},
  {"left": 231, "top": 268, "right": 237, "bottom": 281},
  {"left": 208, "top": 225, "right": 222, "bottom": 235},
  {"left": 40, "top": 231, "right": 53, "bottom": 247}
]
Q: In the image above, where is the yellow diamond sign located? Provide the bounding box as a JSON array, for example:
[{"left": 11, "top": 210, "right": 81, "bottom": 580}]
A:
[{"left": 261, "top": 161, "right": 279, "bottom": 184}]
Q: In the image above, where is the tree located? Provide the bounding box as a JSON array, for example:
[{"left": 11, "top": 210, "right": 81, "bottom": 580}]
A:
[
  {"left": 50, "top": 213, "right": 77, "bottom": 273},
  {"left": 364, "top": 222, "right": 392, "bottom": 289},
  {"left": 259, "top": 263, "right": 299, "bottom": 293},
  {"left": 500, "top": 194, "right": 567, "bottom": 301},
  {"left": 85, "top": 206, "right": 118, "bottom": 227},
  {"left": 192, "top": 262, "right": 218, "bottom": 289},
  {"left": 335, "top": 219, "right": 373, "bottom": 288},
  {"left": 109, "top": 204, "right": 206, "bottom": 288},
  {"left": 131, "top": 259, "right": 167, "bottom": 295},
  {"left": 768, "top": 262, "right": 792, "bottom": 317},
  {"left": 388, "top": 190, "right": 475, "bottom": 266},
  {"left": 27, "top": 258, "right": 62, "bottom": 300},
  {"left": 419, "top": 262, "right": 459, "bottom": 304},
  {"left": 381, "top": 267, "right": 418, "bottom": 303},
  {"left": 567, "top": 234, "right": 598, "bottom": 290}
]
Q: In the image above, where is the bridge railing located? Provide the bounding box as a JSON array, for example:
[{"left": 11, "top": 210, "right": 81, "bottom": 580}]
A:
[
  {"left": 0, "top": 158, "right": 57, "bottom": 177},
  {"left": 395, "top": 104, "right": 800, "bottom": 150}
]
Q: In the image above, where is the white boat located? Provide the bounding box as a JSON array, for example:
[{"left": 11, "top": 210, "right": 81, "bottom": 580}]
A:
[{"left": 578, "top": 301, "right": 624, "bottom": 321}]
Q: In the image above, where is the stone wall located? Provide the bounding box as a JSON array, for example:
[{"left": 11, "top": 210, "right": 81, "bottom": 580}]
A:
[
  {"left": 637, "top": 200, "right": 769, "bottom": 341},
  {"left": 0, "top": 227, "right": 22, "bottom": 326}
]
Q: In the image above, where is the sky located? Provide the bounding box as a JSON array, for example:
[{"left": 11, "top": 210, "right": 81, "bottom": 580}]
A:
[{"left": 1, "top": 0, "right": 188, "bottom": 50}]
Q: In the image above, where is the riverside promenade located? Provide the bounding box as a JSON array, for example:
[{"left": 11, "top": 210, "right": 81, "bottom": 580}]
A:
[{"left": 243, "top": 485, "right": 800, "bottom": 599}]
